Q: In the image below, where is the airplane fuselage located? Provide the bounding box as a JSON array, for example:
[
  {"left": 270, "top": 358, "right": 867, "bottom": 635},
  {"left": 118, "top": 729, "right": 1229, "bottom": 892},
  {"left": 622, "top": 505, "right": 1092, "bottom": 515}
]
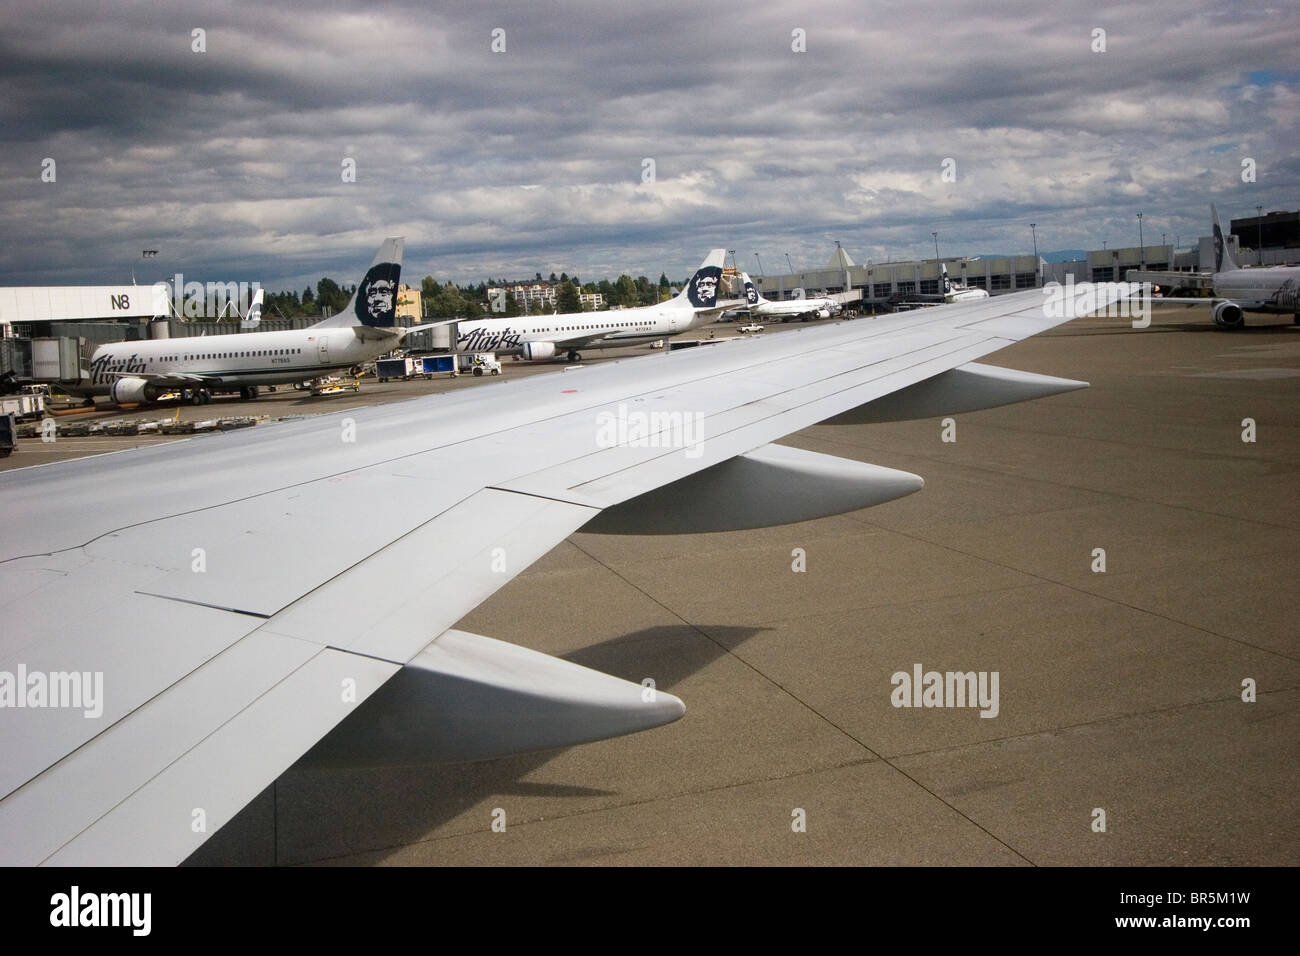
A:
[
  {"left": 72, "top": 326, "right": 393, "bottom": 396},
  {"left": 454, "top": 304, "right": 696, "bottom": 355},
  {"left": 1214, "top": 266, "right": 1300, "bottom": 313},
  {"left": 944, "top": 287, "right": 991, "bottom": 303},
  {"left": 752, "top": 298, "right": 838, "bottom": 319}
]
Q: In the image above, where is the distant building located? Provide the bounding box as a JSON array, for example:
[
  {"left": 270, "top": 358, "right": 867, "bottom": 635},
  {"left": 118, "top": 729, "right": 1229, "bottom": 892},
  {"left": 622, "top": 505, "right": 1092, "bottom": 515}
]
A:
[
  {"left": 1231, "top": 209, "right": 1299, "bottom": 251},
  {"left": 754, "top": 246, "right": 1047, "bottom": 304},
  {"left": 486, "top": 281, "right": 603, "bottom": 312},
  {"left": 396, "top": 283, "right": 422, "bottom": 322}
]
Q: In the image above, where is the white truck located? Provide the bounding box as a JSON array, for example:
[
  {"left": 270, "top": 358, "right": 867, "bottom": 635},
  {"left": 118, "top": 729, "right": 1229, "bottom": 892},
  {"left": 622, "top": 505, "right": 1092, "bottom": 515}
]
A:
[
  {"left": 466, "top": 353, "right": 501, "bottom": 377},
  {"left": 0, "top": 390, "right": 45, "bottom": 420}
]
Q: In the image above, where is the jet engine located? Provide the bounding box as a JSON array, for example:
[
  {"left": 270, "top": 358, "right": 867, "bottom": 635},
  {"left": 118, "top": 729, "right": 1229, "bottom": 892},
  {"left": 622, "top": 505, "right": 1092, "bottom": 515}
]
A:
[
  {"left": 522, "top": 341, "right": 557, "bottom": 361},
  {"left": 109, "top": 377, "right": 161, "bottom": 404},
  {"left": 1212, "top": 301, "right": 1245, "bottom": 329}
]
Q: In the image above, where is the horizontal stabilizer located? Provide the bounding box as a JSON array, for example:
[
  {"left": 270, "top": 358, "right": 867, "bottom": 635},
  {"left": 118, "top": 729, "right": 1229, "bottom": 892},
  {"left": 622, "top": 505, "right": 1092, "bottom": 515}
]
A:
[
  {"left": 823, "top": 362, "right": 1088, "bottom": 425},
  {"left": 300, "top": 630, "right": 684, "bottom": 767},
  {"left": 584, "top": 443, "right": 923, "bottom": 534}
]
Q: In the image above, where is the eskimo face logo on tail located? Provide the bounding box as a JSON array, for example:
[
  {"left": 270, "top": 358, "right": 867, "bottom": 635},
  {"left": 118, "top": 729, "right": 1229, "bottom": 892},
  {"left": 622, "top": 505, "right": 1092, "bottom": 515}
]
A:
[
  {"left": 688, "top": 266, "right": 722, "bottom": 308},
  {"left": 745, "top": 282, "right": 758, "bottom": 305},
  {"left": 356, "top": 262, "right": 401, "bottom": 326}
]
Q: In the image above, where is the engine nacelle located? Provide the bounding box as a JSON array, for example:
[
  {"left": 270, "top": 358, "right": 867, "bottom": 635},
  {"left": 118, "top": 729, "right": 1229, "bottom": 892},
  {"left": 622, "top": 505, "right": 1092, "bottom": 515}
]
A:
[
  {"left": 817, "top": 308, "right": 831, "bottom": 319},
  {"left": 109, "top": 377, "right": 161, "bottom": 404},
  {"left": 1213, "top": 301, "right": 1245, "bottom": 329},
  {"left": 522, "top": 341, "right": 557, "bottom": 361}
]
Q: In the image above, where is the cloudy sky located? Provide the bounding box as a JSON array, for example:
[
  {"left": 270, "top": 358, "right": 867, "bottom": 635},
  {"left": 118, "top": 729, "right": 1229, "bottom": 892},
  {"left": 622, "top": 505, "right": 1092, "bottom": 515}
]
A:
[{"left": 2, "top": 0, "right": 1297, "bottom": 292}]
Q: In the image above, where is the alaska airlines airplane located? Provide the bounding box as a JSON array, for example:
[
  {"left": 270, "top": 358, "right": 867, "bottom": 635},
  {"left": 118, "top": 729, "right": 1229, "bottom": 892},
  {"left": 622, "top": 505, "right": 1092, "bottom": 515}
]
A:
[
  {"left": 941, "top": 263, "right": 990, "bottom": 303},
  {"left": 72, "top": 239, "right": 405, "bottom": 405},
  {"left": 453, "top": 250, "right": 727, "bottom": 361},
  {"left": 738, "top": 273, "right": 840, "bottom": 321},
  {"left": 1197, "top": 205, "right": 1299, "bottom": 328}
]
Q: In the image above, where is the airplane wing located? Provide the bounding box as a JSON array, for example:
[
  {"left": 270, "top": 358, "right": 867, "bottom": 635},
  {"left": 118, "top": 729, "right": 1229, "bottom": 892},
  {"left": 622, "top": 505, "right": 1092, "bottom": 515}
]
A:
[{"left": 0, "top": 282, "right": 1135, "bottom": 865}]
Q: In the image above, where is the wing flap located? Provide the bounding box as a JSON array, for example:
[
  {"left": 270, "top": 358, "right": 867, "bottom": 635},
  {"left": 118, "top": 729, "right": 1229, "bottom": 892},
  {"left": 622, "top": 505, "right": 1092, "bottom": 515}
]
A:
[
  {"left": 0, "top": 629, "right": 324, "bottom": 864},
  {"left": 0, "top": 555, "right": 263, "bottom": 801},
  {"left": 41, "top": 646, "right": 397, "bottom": 866},
  {"left": 262, "top": 489, "right": 598, "bottom": 663}
]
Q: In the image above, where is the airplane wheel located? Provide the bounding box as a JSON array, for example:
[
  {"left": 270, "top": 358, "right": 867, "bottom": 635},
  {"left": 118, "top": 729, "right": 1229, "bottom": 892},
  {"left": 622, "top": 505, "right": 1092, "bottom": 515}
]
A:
[
  {"left": 199, "top": 389, "right": 212, "bottom": 405},
  {"left": 249, "top": 386, "right": 259, "bottom": 399},
  {"left": 187, "top": 389, "right": 202, "bottom": 406}
]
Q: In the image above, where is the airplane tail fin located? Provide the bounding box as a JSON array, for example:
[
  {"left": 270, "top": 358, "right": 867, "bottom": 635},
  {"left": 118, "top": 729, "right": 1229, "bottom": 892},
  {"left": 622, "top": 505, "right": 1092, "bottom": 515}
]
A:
[
  {"left": 940, "top": 262, "right": 953, "bottom": 294},
  {"left": 669, "top": 249, "right": 726, "bottom": 309},
  {"left": 1211, "top": 204, "right": 1238, "bottom": 273},
  {"left": 740, "top": 271, "right": 762, "bottom": 307},
  {"left": 240, "top": 288, "right": 264, "bottom": 330},
  {"left": 312, "top": 238, "right": 404, "bottom": 328}
]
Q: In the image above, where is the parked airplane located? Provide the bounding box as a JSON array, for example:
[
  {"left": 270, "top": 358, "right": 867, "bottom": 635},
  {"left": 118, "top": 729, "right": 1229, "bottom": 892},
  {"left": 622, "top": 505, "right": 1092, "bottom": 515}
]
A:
[
  {"left": 738, "top": 273, "right": 841, "bottom": 321},
  {"left": 1161, "top": 205, "right": 1300, "bottom": 329},
  {"left": 0, "top": 275, "right": 1138, "bottom": 865},
  {"left": 453, "top": 250, "right": 727, "bottom": 361},
  {"left": 69, "top": 239, "right": 405, "bottom": 405},
  {"left": 941, "top": 263, "right": 990, "bottom": 303}
]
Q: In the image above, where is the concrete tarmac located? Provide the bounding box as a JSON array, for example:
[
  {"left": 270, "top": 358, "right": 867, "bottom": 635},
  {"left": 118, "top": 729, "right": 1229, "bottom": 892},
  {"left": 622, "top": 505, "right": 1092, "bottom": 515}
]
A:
[{"left": 8, "top": 307, "right": 1299, "bottom": 865}]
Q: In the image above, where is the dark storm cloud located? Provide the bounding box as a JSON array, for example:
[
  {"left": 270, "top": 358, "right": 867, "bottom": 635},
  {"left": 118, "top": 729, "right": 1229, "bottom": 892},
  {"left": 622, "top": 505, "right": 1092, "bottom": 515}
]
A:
[{"left": 0, "top": 0, "right": 1296, "bottom": 289}]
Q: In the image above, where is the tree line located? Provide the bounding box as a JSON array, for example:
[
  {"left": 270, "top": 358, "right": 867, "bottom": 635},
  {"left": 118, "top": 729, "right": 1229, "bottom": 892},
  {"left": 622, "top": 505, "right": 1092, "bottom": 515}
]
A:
[{"left": 262, "top": 271, "right": 677, "bottom": 320}]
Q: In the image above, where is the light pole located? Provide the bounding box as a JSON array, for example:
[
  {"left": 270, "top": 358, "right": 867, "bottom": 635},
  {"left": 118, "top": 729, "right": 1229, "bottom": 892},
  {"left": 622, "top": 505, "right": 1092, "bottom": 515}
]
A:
[
  {"left": 784, "top": 253, "right": 794, "bottom": 275},
  {"left": 931, "top": 232, "right": 939, "bottom": 261},
  {"left": 1136, "top": 212, "right": 1144, "bottom": 269},
  {"left": 728, "top": 250, "right": 736, "bottom": 272},
  {"left": 1030, "top": 223, "right": 1038, "bottom": 286},
  {"left": 1256, "top": 205, "right": 1264, "bottom": 264},
  {"left": 753, "top": 252, "right": 763, "bottom": 276}
]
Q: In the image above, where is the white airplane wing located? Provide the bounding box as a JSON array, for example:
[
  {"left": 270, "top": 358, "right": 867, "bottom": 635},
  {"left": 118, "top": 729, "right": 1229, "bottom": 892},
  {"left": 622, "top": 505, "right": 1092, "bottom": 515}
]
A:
[{"left": 0, "top": 283, "right": 1134, "bottom": 865}]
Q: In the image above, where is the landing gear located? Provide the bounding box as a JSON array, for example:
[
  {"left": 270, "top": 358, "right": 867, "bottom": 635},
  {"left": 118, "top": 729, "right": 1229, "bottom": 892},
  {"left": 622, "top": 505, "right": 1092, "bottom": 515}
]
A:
[
  {"left": 239, "top": 386, "right": 259, "bottom": 400},
  {"left": 567, "top": 349, "right": 582, "bottom": 362},
  {"left": 186, "top": 388, "right": 212, "bottom": 406}
]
